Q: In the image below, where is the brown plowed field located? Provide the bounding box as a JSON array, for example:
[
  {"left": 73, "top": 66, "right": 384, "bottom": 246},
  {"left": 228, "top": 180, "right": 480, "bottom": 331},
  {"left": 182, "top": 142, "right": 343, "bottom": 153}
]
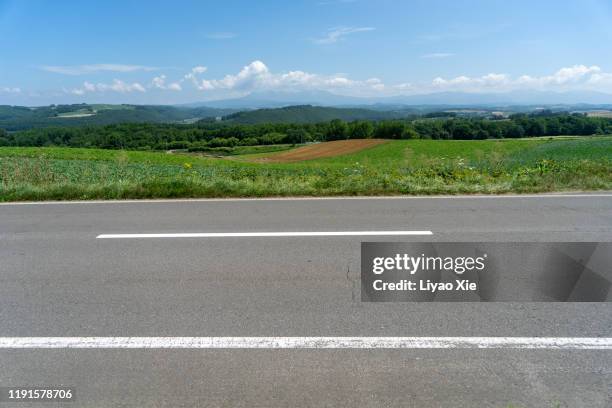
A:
[{"left": 254, "top": 139, "right": 387, "bottom": 163}]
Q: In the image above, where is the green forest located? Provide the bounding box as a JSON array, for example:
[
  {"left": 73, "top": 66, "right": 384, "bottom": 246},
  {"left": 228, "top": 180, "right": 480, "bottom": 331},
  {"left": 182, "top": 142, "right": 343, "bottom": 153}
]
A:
[
  {"left": 0, "top": 104, "right": 235, "bottom": 130},
  {"left": 218, "top": 105, "right": 407, "bottom": 124},
  {"left": 1, "top": 112, "right": 611, "bottom": 152}
]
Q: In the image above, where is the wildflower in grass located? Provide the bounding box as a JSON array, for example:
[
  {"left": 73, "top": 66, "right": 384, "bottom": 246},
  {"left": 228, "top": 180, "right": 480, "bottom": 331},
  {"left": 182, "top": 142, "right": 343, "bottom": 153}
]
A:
[{"left": 183, "top": 162, "right": 192, "bottom": 169}]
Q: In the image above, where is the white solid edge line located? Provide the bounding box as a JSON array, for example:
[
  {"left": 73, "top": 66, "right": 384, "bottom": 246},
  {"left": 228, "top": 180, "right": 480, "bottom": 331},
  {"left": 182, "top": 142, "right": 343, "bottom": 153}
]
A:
[
  {"left": 96, "top": 231, "right": 433, "bottom": 239},
  {"left": 1, "top": 193, "right": 611, "bottom": 205},
  {"left": 0, "top": 337, "right": 610, "bottom": 349}
]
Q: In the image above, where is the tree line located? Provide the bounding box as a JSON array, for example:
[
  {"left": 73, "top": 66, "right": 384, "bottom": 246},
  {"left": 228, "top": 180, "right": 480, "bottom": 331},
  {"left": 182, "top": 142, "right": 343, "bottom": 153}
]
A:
[{"left": 1, "top": 113, "right": 610, "bottom": 151}]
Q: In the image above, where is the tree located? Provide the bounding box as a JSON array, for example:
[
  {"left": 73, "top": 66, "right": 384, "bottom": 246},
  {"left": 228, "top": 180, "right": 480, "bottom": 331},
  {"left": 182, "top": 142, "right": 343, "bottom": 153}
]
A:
[
  {"left": 286, "top": 128, "right": 311, "bottom": 144},
  {"left": 527, "top": 119, "right": 546, "bottom": 136},
  {"left": 240, "top": 137, "right": 259, "bottom": 146},
  {"left": 474, "top": 129, "right": 488, "bottom": 140},
  {"left": 0, "top": 128, "right": 8, "bottom": 146},
  {"left": 505, "top": 123, "right": 525, "bottom": 138},
  {"left": 401, "top": 125, "right": 419, "bottom": 139},
  {"left": 348, "top": 121, "right": 374, "bottom": 139},
  {"left": 581, "top": 120, "right": 599, "bottom": 135},
  {"left": 546, "top": 118, "right": 561, "bottom": 136},
  {"left": 375, "top": 121, "right": 405, "bottom": 139},
  {"left": 452, "top": 120, "right": 477, "bottom": 140},
  {"left": 326, "top": 119, "right": 348, "bottom": 141},
  {"left": 260, "top": 132, "right": 286, "bottom": 145}
]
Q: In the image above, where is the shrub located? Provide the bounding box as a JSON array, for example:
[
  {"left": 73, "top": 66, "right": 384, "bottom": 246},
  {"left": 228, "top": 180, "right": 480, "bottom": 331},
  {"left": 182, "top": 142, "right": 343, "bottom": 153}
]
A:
[
  {"left": 260, "top": 132, "right": 287, "bottom": 145},
  {"left": 240, "top": 137, "right": 259, "bottom": 146},
  {"left": 166, "top": 140, "right": 190, "bottom": 149},
  {"left": 401, "top": 126, "right": 419, "bottom": 139}
]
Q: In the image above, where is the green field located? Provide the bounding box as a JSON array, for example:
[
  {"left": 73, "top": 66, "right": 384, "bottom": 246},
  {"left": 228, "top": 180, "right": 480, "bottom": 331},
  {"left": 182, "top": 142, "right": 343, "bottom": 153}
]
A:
[{"left": 1, "top": 136, "right": 610, "bottom": 201}]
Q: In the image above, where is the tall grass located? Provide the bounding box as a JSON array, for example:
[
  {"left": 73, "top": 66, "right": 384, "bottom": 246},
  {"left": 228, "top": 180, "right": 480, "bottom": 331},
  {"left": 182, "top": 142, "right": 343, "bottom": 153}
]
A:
[{"left": 0, "top": 137, "right": 610, "bottom": 201}]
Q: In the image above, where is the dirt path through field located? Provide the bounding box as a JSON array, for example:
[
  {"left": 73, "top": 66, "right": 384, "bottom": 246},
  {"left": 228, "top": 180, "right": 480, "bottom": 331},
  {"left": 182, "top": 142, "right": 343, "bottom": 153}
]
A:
[{"left": 254, "top": 139, "right": 388, "bottom": 162}]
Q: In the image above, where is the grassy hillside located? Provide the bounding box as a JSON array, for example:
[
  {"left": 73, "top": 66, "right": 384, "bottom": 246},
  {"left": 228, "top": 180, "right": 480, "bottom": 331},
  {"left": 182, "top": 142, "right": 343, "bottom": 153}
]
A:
[
  {"left": 0, "top": 136, "right": 610, "bottom": 201},
  {"left": 218, "top": 105, "right": 408, "bottom": 124},
  {"left": 0, "top": 104, "right": 236, "bottom": 130}
]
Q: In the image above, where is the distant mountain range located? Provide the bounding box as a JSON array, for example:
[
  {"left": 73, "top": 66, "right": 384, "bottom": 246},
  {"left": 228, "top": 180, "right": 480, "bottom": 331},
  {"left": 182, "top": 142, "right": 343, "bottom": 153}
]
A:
[
  {"left": 218, "top": 105, "right": 410, "bottom": 124},
  {"left": 186, "top": 90, "right": 612, "bottom": 109},
  {"left": 0, "top": 104, "right": 237, "bottom": 131},
  {"left": 2, "top": 90, "right": 612, "bottom": 130}
]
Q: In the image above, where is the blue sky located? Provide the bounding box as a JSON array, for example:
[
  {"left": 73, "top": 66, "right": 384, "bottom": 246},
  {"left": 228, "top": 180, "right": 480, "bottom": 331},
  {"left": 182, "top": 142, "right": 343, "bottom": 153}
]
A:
[{"left": 1, "top": 0, "right": 612, "bottom": 105}]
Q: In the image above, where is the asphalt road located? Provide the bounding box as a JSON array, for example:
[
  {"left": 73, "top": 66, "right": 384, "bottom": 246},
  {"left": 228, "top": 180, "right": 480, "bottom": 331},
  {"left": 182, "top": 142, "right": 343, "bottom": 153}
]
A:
[{"left": 1, "top": 194, "right": 611, "bottom": 407}]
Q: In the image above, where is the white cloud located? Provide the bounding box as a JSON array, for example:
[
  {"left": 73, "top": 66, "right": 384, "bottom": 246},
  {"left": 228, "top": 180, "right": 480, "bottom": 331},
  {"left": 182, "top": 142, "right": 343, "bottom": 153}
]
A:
[
  {"left": 587, "top": 72, "right": 612, "bottom": 86},
  {"left": 187, "top": 60, "right": 270, "bottom": 91},
  {"left": 191, "top": 66, "right": 207, "bottom": 74},
  {"left": 552, "top": 65, "right": 600, "bottom": 82},
  {"left": 428, "top": 65, "right": 604, "bottom": 93},
  {"left": 515, "top": 65, "right": 601, "bottom": 87},
  {"left": 48, "top": 62, "right": 612, "bottom": 100},
  {"left": 205, "top": 32, "right": 237, "bottom": 40},
  {"left": 102, "top": 80, "right": 146, "bottom": 93},
  {"left": 151, "top": 75, "right": 182, "bottom": 91},
  {"left": 183, "top": 60, "right": 389, "bottom": 96},
  {"left": 395, "top": 82, "right": 414, "bottom": 91},
  {"left": 313, "top": 26, "right": 375, "bottom": 44},
  {"left": 83, "top": 82, "right": 97, "bottom": 92},
  {"left": 42, "top": 64, "right": 159, "bottom": 75},
  {"left": 184, "top": 66, "right": 209, "bottom": 89},
  {"left": 69, "top": 79, "right": 146, "bottom": 95},
  {"left": 1, "top": 87, "right": 21, "bottom": 93},
  {"left": 365, "top": 78, "right": 385, "bottom": 91},
  {"left": 431, "top": 73, "right": 510, "bottom": 91},
  {"left": 420, "top": 52, "right": 455, "bottom": 59},
  {"left": 185, "top": 62, "right": 612, "bottom": 96}
]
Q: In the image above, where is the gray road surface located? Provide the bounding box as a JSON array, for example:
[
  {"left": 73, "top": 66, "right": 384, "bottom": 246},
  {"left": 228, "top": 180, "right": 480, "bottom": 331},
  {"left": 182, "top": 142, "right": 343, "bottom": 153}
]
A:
[{"left": 1, "top": 194, "right": 611, "bottom": 407}]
